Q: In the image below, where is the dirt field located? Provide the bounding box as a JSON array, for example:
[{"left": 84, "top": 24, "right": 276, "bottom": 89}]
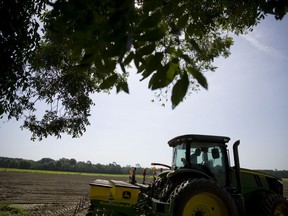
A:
[
  {"left": 0, "top": 171, "right": 287, "bottom": 216},
  {"left": 0, "top": 171, "right": 129, "bottom": 216}
]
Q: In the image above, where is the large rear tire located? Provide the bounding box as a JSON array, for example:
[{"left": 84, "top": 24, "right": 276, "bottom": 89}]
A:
[
  {"left": 259, "top": 193, "right": 288, "bottom": 216},
  {"left": 170, "top": 178, "right": 238, "bottom": 216}
]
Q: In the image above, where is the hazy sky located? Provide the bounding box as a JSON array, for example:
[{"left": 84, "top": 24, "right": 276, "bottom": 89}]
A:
[{"left": 1, "top": 15, "right": 287, "bottom": 170}]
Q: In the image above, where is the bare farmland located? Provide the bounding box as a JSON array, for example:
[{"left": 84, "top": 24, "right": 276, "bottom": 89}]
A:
[{"left": 0, "top": 171, "right": 128, "bottom": 215}]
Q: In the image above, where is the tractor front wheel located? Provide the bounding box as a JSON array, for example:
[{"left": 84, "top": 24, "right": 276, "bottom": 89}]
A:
[
  {"left": 259, "top": 193, "right": 288, "bottom": 216},
  {"left": 170, "top": 178, "right": 238, "bottom": 216}
]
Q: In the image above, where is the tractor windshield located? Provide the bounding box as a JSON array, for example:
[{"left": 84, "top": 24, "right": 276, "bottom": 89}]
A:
[
  {"left": 172, "top": 142, "right": 227, "bottom": 186},
  {"left": 171, "top": 143, "right": 187, "bottom": 169}
]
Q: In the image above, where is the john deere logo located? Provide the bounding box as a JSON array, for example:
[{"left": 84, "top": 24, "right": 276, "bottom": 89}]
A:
[{"left": 122, "top": 191, "right": 131, "bottom": 199}]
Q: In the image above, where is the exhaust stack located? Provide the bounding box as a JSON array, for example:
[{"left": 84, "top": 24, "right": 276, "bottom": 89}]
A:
[{"left": 233, "top": 140, "right": 242, "bottom": 193}]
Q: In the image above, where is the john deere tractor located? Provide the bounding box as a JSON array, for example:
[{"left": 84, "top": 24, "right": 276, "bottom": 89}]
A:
[{"left": 87, "top": 134, "right": 288, "bottom": 216}]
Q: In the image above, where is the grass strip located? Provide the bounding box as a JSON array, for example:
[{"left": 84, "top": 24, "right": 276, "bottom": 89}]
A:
[
  {"left": 0, "top": 202, "right": 29, "bottom": 216},
  {"left": 0, "top": 167, "right": 153, "bottom": 179}
]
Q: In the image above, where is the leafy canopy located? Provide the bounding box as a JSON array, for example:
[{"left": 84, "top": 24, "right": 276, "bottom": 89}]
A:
[{"left": 0, "top": 0, "right": 287, "bottom": 140}]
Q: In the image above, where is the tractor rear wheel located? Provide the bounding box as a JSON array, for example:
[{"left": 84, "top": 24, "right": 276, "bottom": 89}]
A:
[
  {"left": 170, "top": 178, "right": 238, "bottom": 216},
  {"left": 259, "top": 193, "right": 288, "bottom": 216}
]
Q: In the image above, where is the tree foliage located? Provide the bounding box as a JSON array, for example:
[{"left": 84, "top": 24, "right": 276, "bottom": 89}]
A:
[
  {"left": 0, "top": 0, "right": 44, "bottom": 118},
  {"left": 0, "top": 0, "right": 287, "bottom": 140},
  {"left": 0, "top": 156, "right": 152, "bottom": 175}
]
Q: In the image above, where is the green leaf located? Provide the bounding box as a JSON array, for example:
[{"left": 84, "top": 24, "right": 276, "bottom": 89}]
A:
[
  {"left": 186, "top": 24, "right": 194, "bottom": 36},
  {"left": 116, "top": 81, "right": 129, "bottom": 94},
  {"left": 174, "top": 4, "right": 187, "bottom": 18},
  {"left": 187, "top": 66, "right": 208, "bottom": 89},
  {"left": 94, "top": 58, "right": 105, "bottom": 71},
  {"left": 119, "top": 62, "right": 126, "bottom": 73},
  {"left": 103, "top": 58, "right": 116, "bottom": 73},
  {"left": 136, "top": 43, "right": 156, "bottom": 57},
  {"left": 166, "top": 60, "right": 179, "bottom": 82},
  {"left": 139, "top": 11, "right": 162, "bottom": 29},
  {"left": 76, "top": 63, "right": 90, "bottom": 71},
  {"left": 134, "top": 54, "right": 146, "bottom": 72},
  {"left": 190, "top": 39, "right": 202, "bottom": 54},
  {"left": 162, "top": 1, "right": 174, "bottom": 16},
  {"left": 141, "top": 52, "right": 163, "bottom": 80},
  {"left": 171, "top": 71, "right": 189, "bottom": 109},
  {"left": 81, "top": 52, "right": 94, "bottom": 64},
  {"left": 0, "top": 104, "right": 4, "bottom": 116},
  {"left": 99, "top": 74, "right": 118, "bottom": 90},
  {"left": 148, "top": 60, "right": 178, "bottom": 90},
  {"left": 138, "top": 26, "right": 166, "bottom": 41},
  {"left": 106, "top": 38, "right": 126, "bottom": 57},
  {"left": 180, "top": 54, "right": 192, "bottom": 64},
  {"left": 123, "top": 52, "right": 134, "bottom": 65},
  {"left": 177, "top": 14, "right": 189, "bottom": 29},
  {"left": 143, "top": 1, "right": 158, "bottom": 12},
  {"left": 148, "top": 64, "right": 169, "bottom": 90},
  {"left": 138, "top": 62, "right": 147, "bottom": 73}
]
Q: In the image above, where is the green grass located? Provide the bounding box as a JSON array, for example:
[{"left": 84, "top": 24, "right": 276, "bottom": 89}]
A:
[
  {"left": 0, "top": 202, "right": 29, "bottom": 216},
  {"left": 282, "top": 178, "right": 288, "bottom": 182},
  {"left": 0, "top": 167, "right": 150, "bottom": 179},
  {"left": 0, "top": 167, "right": 125, "bottom": 176}
]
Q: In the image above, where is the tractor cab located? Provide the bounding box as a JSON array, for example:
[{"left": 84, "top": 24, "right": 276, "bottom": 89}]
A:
[{"left": 168, "top": 134, "right": 231, "bottom": 186}]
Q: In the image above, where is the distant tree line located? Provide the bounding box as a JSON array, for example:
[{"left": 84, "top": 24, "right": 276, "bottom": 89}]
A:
[
  {"left": 0, "top": 157, "right": 155, "bottom": 175},
  {"left": 255, "top": 170, "right": 288, "bottom": 179}
]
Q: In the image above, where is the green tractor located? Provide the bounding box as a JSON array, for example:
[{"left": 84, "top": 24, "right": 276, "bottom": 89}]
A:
[{"left": 87, "top": 134, "right": 288, "bottom": 216}]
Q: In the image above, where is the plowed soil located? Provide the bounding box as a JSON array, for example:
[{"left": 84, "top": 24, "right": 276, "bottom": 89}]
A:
[
  {"left": 0, "top": 171, "right": 128, "bottom": 216},
  {"left": 0, "top": 171, "right": 287, "bottom": 215}
]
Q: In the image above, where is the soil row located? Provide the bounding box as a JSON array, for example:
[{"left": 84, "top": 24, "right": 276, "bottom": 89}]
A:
[{"left": 0, "top": 171, "right": 128, "bottom": 215}]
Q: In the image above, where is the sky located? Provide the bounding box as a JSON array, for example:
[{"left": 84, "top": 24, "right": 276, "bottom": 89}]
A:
[{"left": 1, "top": 15, "right": 288, "bottom": 170}]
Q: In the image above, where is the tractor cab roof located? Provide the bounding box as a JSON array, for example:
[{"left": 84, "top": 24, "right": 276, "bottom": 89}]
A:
[{"left": 168, "top": 134, "right": 230, "bottom": 147}]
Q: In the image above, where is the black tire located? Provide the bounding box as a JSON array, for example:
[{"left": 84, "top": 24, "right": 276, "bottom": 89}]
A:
[
  {"left": 170, "top": 178, "right": 238, "bottom": 216},
  {"left": 159, "top": 177, "right": 190, "bottom": 201},
  {"left": 259, "top": 193, "right": 288, "bottom": 216}
]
